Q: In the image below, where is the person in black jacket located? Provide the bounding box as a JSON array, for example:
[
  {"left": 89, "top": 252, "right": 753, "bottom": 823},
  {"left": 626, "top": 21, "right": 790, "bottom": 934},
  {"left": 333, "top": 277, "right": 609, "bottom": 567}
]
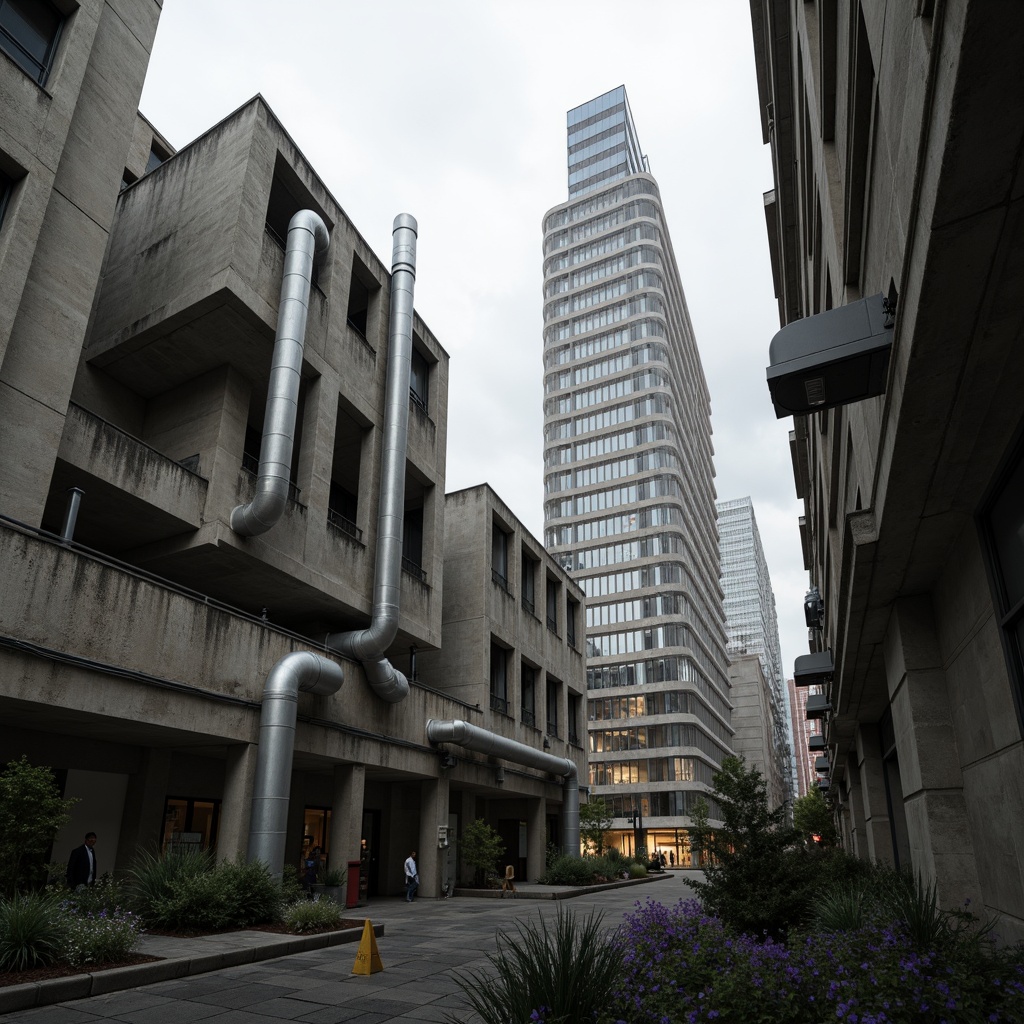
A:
[{"left": 66, "top": 832, "right": 98, "bottom": 888}]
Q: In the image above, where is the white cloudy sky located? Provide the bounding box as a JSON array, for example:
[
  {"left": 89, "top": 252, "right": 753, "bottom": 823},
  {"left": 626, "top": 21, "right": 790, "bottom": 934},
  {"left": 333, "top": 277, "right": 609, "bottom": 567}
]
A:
[{"left": 139, "top": 0, "right": 809, "bottom": 682}]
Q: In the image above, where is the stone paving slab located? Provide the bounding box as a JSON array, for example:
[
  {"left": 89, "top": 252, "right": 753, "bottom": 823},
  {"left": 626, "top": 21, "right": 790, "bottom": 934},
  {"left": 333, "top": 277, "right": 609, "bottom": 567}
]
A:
[{"left": 1, "top": 872, "right": 696, "bottom": 1022}]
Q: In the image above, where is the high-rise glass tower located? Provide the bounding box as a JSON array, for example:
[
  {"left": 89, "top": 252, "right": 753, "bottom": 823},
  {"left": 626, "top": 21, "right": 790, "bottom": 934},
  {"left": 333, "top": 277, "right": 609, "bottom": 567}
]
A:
[
  {"left": 542, "top": 86, "right": 732, "bottom": 864},
  {"left": 717, "top": 496, "right": 794, "bottom": 802}
]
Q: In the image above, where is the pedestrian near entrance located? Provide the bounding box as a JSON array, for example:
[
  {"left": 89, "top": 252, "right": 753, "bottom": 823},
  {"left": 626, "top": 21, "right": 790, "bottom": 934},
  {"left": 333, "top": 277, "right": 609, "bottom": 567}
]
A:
[
  {"left": 404, "top": 850, "right": 419, "bottom": 901},
  {"left": 66, "top": 831, "right": 98, "bottom": 888}
]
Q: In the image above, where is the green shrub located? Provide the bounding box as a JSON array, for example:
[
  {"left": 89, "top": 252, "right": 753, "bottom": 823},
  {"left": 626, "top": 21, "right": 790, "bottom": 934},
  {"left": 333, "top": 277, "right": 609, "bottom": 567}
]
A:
[
  {"left": 127, "top": 847, "right": 214, "bottom": 924},
  {"left": 540, "top": 854, "right": 596, "bottom": 886},
  {"left": 0, "top": 891, "right": 64, "bottom": 971},
  {"left": 628, "top": 862, "right": 647, "bottom": 879},
  {"left": 61, "top": 876, "right": 129, "bottom": 916},
  {"left": 282, "top": 896, "right": 343, "bottom": 933},
  {"left": 151, "top": 871, "right": 233, "bottom": 932},
  {"left": 60, "top": 905, "right": 142, "bottom": 967},
  {"left": 461, "top": 819, "right": 506, "bottom": 887},
  {"left": 280, "top": 864, "right": 305, "bottom": 905},
  {"left": 216, "top": 858, "right": 282, "bottom": 927},
  {"left": 452, "top": 908, "right": 624, "bottom": 1024}
]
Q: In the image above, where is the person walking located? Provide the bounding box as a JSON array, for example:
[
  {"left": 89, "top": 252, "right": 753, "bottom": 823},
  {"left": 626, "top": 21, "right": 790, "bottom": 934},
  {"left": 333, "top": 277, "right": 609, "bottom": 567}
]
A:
[
  {"left": 66, "top": 832, "right": 98, "bottom": 888},
  {"left": 404, "top": 850, "right": 419, "bottom": 902}
]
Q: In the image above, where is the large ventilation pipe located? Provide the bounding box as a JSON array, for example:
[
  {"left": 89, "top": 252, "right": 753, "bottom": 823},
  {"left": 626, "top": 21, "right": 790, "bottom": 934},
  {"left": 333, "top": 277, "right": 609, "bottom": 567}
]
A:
[
  {"left": 426, "top": 719, "right": 580, "bottom": 857},
  {"left": 231, "top": 210, "right": 330, "bottom": 537},
  {"left": 247, "top": 651, "right": 344, "bottom": 877},
  {"left": 325, "top": 215, "right": 418, "bottom": 703}
]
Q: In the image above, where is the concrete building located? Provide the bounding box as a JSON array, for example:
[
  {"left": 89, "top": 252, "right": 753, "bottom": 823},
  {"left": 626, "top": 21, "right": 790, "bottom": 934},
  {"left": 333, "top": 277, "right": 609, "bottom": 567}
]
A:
[
  {"left": 1, "top": 8, "right": 582, "bottom": 897},
  {"left": 542, "top": 86, "right": 732, "bottom": 865},
  {"left": 717, "top": 495, "right": 793, "bottom": 802},
  {"left": 751, "top": 0, "right": 1024, "bottom": 939},
  {"left": 728, "top": 654, "right": 788, "bottom": 810}
]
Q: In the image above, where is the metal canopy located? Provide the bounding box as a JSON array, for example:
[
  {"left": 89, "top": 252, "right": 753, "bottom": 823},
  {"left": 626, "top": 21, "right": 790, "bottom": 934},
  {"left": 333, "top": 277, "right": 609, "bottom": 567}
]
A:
[{"left": 794, "top": 650, "right": 835, "bottom": 687}]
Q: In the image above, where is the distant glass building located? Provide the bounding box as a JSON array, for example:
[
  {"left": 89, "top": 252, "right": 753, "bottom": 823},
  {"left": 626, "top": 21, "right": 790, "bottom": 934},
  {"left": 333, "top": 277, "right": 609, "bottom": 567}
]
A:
[
  {"left": 542, "top": 86, "right": 732, "bottom": 865},
  {"left": 717, "top": 496, "right": 794, "bottom": 801}
]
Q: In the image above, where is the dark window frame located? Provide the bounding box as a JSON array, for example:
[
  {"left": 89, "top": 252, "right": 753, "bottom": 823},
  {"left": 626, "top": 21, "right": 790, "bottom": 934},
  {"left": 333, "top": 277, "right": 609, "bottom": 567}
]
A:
[
  {"left": 410, "top": 346, "right": 429, "bottom": 414},
  {"left": 490, "top": 642, "right": 509, "bottom": 716},
  {"left": 0, "top": 0, "right": 63, "bottom": 86}
]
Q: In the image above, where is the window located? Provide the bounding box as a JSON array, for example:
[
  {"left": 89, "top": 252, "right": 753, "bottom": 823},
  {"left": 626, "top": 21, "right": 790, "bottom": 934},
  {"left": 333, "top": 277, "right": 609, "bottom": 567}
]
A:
[
  {"left": 162, "top": 797, "right": 220, "bottom": 855},
  {"left": 264, "top": 156, "right": 326, "bottom": 286},
  {"left": 145, "top": 141, "right": 170, "bottom": 175},
  {"left": 566, "top": 597, "right": 578, "bottom": 649},
  {"left": 521, "top": 552, "right": 537, "bottom": 615},
  {"left": 410, "top": 346, "right": 429, "bottom": 413},
  {"left": 985, "top": 444, "right": 1024, "bottom": 731},
  {"left": 328, "top": 480, "right": 360, "bottom": 540},
  {"left": 546, "top": 578, "right": 559, "bottom": 634},
  {"left": 491, "top": 523, "right": 509, "bottom": 590},
  {"left": 521, "top": 664, "right": 536, "bottom": 727},
  {"left": 402, "top": 505, "right": 425, "bottom": 580},
  {"left": 490, "top": 642, "right": 508, "bottom": 716},
  {"left": 0, "top": 0, "right": 62, "bottom": 86},
  {"left": 346, "top": 257, "right": 379, "bottom": 338},
  {"left": 546, "top": 678, "right": 560, "bottom": 738}
]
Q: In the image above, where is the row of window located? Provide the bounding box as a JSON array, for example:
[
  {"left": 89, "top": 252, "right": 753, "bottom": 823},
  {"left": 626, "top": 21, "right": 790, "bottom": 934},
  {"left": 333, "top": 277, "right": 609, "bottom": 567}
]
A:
[
  {"left": 543, "top": 176, "right": 659, "bottom": 233},
  {"left": 1, "top": 0, "right": 62, "bottom": 86},
  {"left": 545, "top": 368, "right": 671, "bottom": 416},
  {"left": 544, "top": 341, "right": 667, "bottom": 395},
  {"left": 562, "top": 529, "right": 685, "bottom": 574},
  {"left": 581, "top": 560, "right": 686, "bottom": 599},
  {"left": 544, "top": 472, "right": 680, "bottom": 519},
  {"left": 598, "top": 791, "right": 724, "bottom": 822},
  {"left": 544, "top": 198, "right": 661, "bottom": 256},
  {"left": 548, "top": 500, "right": 683, "bottom": 547},
  {"left": 590, "top": 756, "right": 715, "bottom": 787},
  {"left": 545, "top": 445, "right": 679, "bottom": 494},
  {"left": 545, "top": 294, "right": 664, "bottom": 345},
  {"left": 545, "top": 316, "right": 666, "bottom": 369},
  {"left": 488, "top": 648, "right": 581, "bottom": 743},
  {"left": 543, "top": 222, "right": 659, "bottom": 276},
  {"left": 585, "top": 587, "right": 688, "bottom": 629},
  {"left": 590, "top": 722, "right": 731, "bottom": 762},
  {"left": 586, "top": 654, "right": 732, "bottom": 722},
  {"left": 545, "top": 420, "right": 674, "bottom": 468},
  {"left": 544, "top": 269, "right": 663, "bottom": 322}
]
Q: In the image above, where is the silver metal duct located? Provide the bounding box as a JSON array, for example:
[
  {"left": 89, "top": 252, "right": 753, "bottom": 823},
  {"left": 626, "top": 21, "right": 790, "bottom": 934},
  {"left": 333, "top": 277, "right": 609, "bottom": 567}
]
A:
[
  {"left": 247, "top": 651, "right": 344, "bottom": 876},
  {"left": 325, "top": 215, "right": 418, "bottom": 703},
  {"left": 426, "top": 719, "right": 580, "bottom": 857},
  {"left": 231, "top": 210, "right": 330, "bottom": 537}
]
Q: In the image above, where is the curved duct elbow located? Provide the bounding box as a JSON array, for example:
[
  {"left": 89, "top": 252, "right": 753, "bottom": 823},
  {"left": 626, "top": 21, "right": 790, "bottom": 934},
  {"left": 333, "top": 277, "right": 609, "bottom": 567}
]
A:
[
  {"left": 247, "top": 651, "right": 344, "bottom": 877},
  {"left": 326, "top": 214, "right": 417, "bottom": 703},
  {"left": 231, "top": 210, "right": 330, "bottom": 537},
  {"left": 426, "top": 719, "right": 580, "bottom": 858}
]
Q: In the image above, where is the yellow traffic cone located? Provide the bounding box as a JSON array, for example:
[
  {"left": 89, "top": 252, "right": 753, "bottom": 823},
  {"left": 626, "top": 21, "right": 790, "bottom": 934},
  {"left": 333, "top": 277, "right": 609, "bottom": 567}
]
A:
[{"left": 352, "top": 919, "right": 384, "bottom": 975}]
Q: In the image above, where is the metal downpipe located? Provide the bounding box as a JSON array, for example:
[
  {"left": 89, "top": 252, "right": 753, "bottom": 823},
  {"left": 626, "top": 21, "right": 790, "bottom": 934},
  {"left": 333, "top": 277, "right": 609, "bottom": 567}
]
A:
[
  {"left": 231, "top": 210, "right": 330, "bottom": 537},
  {"left": 325, "top": 215, "right": 417, "bottom": 703},
  {"left": 426, "top": 719, "right": 580, "bottom": 857},
  {"left": 247, "top": 651, "right": 344, "bottom": 877}
]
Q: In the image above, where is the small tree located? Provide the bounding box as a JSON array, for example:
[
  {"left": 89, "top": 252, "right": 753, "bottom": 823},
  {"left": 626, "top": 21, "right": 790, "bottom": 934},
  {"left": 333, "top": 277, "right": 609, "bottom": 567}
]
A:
[
  {"left": 579, "top": 797, "right": 613, "bottom": 855},
  {"left": 460, "top": 818, "right": 505, "bottom": 887},
  {"left": 0, "top": 757, "right": 76, "bottom": 896},
  {"left": 793, "top": 786, "right": 838, "bottom": 846}
]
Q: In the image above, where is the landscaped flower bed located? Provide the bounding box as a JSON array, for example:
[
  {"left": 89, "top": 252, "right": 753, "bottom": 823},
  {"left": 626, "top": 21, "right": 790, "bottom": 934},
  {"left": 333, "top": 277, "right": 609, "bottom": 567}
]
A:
[{"left": 611, "top": 898, "right": 1024, "bottom": 1024}]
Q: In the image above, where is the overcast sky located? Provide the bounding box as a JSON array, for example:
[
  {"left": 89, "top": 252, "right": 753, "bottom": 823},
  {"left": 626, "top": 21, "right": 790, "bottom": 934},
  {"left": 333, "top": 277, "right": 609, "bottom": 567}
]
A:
[{"left": 139, "top": 0, "right": 809, "bottom": 690}]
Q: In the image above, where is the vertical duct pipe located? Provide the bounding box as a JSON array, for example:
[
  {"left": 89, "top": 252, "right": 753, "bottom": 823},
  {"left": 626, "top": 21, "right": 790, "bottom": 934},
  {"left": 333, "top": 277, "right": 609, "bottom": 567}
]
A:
[
  {"left": 231, "top": 210, "right": 330, "bottom": 537},
  {"left": 426, "top": 719, "right": 580, "bottom": 857},
  {"left": 325, "top": 215, "right": 418, "bottom": 703},
  {"left": 247, "top": 651, "right": 344, "bottom": 877},
  {"left": 60, "top": 487, "right": 84, "bottom": 542}
]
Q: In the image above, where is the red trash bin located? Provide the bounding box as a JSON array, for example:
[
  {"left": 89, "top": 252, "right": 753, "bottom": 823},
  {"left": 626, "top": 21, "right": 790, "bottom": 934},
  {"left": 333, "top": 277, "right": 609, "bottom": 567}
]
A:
[{"left": 346, "top": 860, "right": 361, "bottom": 908}]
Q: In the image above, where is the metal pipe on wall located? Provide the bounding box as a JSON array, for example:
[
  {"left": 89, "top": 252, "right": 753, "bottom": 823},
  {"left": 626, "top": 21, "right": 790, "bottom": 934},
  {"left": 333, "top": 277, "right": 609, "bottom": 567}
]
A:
[
  {"left": 247, "top": 651, "right": 344, "bottom": 877},
  {"left": 326, "top": 214, "right": 418, "bottom": 703},
  {"left": 426, "top": 718, "right": 581, "bottom": 857},
  {"left": 231, "top": 210, "right": 330, "bottom": 537}
]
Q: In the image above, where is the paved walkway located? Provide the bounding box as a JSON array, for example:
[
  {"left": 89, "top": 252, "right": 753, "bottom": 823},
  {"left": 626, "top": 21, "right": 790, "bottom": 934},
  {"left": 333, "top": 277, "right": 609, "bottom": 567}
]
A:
[{"left": 1, "top": 872, "right": 701, "bottom": 1022}]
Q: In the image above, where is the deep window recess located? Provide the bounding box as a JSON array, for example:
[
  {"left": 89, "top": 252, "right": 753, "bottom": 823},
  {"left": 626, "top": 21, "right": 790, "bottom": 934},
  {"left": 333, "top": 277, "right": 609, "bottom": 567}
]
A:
[
  {"left": 521, "top": 664, "right": 536, "bottom": 727},
  {"left": 546, "top": 678, "right": 560, "bottom": 738},
  {"left": 328, "top": 481, "right": 360, "bottom": 540},
  {"left": 566, "top": 597, "right": 578, "bottom": 649},
  {"left": 985, "top": 443, "right": 1024, "bottom": 732},
  {"left": 145, "top": 141, "right": 170, "bottom": 175},
  {"left": 0, "top": 167, "right": 13, "bottom": 231},
  {"left": 491, "top": 524, "right": 510, "bottom": 590},
  {"left": 0, "top": 0, "right": 62, "bottom": 86},
  {"left": 402, "top": 505, "right": 425, "bottom": 580},
  {"left": 568, "top": 694, "right": 581, "bottom": 746},
  {"left": 490, "top": 642, "right": 509, "bottom": 715},
  {"left": 162, "top": 797, "right": 220, "bottom": 855},
  {"left": 120, "top": 167, "right": 137, "bottom": 192},
  {"left": 264, "top": 157, "right": 326, "bottom": 286},
  {"left": 410, "top": 346, "right": 429, "bottom": 413},
  {"left": 546, "top": 578, "right": 559, "bottom": 634},
  {"left": 346, "top": 258, "right": 378, "bottom": 338},
  {"left": 521, "top": 553, "right": 536, "bottom": 615}
]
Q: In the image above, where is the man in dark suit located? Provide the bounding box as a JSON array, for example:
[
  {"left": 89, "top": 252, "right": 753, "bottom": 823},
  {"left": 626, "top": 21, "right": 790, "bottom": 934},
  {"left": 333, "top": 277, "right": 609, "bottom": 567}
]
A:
[{"left": 66, "top": 832, "right": 98, "bottom": 888}]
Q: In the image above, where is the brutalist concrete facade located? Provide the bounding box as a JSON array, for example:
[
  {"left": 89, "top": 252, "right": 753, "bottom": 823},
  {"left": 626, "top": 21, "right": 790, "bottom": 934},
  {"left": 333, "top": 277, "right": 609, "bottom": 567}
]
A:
[
  {"left": 751, "top": 0, "right": 1024, "bottom": 940},
  {"left": 1, "top": 16, "right": 579, "bottom": 898}
]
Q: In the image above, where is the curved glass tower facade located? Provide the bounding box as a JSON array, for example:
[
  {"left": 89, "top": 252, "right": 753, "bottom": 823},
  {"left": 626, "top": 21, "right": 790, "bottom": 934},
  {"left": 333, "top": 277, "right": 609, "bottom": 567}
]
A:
[{"left": 542, "top": 86, "right": 732, "bottom": 863}]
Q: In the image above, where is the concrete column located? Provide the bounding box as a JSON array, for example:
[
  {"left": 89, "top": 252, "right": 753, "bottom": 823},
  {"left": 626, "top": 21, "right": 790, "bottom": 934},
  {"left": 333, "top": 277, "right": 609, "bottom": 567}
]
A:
[
  {"left": 845, "top": 760, "right": 866, "bottom": 859},
  {"left": 207, "top": 366, "right": 252, "bottom": 522},
  {"left": 885, "top": 596, "right": 983, "bottom": 909},
  {"left": 329, "top": 764, "right": 365, "bottom": 875},
  {"left": 459, "top": 791, "right": 477, "bottom": 886},
  {"left": 417, "top": 775, "right": 449, "bottom": 899},
  {"left": 217, "top": 743, "right": 257, "bottom": 863},
  {"left": 527, "top": 795, "right": 547, "bottom": 883},
  {"left": 115, "top": 748, "right": 171, "bottom": 872},
  {"left": 855, "top": 726, "right": 895, "bottom": 866}
]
